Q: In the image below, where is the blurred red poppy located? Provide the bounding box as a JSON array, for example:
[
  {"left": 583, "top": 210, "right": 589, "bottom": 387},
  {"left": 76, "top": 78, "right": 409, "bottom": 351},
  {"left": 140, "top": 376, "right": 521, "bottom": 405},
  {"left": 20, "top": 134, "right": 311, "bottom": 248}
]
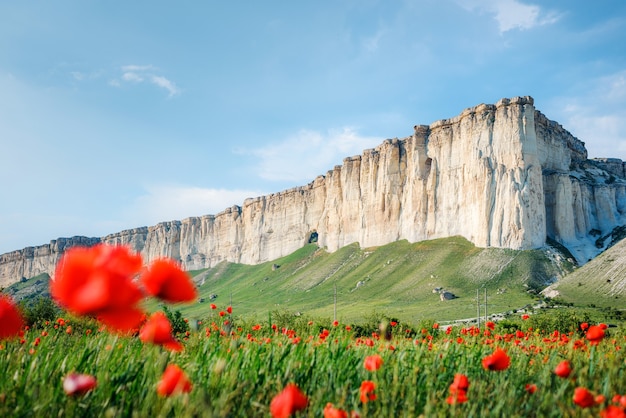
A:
[
  {"left": 525, "top": 383, "right": 537, "bottom": 394},
  {"left": 573, "top": 387, "right": 596, "bottom": 408},
  {"left": 141, "top": 258, "right": 197, "bottom": 303},
  {"left": 270, "top": 383, "right": 308, "bottom": 418},
  {"left": 157, "top": 364, "right": 192, "bottom": 396},
  {"left": 360, "top": 380, "right": 377, "bottom": 403},
  {"left": 586, "top": 325, "right": 606, "bottom": 344},
  {"left": 600, "top": 405, "right": 626, "bottom": 418},
  {"left": 554, "top": 360, "right": 572, "bottom": 378},
  {"left": 62, "top": 372, "right": 97, "bottom": 396},
  {"left": 139, "top": 312, "right": 183, "bottom": 352},
  {"left": 449, "top": 374, "right": 469, "bottom": 393},
  {"left": 323, "top": 402, "right": 348, "bottom": 418},
  {"left": 51, "top": 244, "right": 145, "bottom": 331},
  {"left": 364, "top": 354, "right": 383, "bottom": 371},
  {"left": 446, "top": 390, "right": 468, "bottom": 405},
  {"left": 482, "top": 348, "right": 510, "bottom": 371},
  {"left": 0, "top": 295, "right": 25, "bottom": 340}
]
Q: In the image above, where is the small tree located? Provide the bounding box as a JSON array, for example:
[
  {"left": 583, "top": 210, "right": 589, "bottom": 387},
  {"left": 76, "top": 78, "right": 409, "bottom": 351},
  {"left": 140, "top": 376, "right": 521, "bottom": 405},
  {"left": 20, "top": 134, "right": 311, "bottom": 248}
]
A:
[
  {"left": 162, "top": 306, "right": 189, "bottom": 335},
  {"left": 21, "top": 296, "right": 59, "bottom": 327}
]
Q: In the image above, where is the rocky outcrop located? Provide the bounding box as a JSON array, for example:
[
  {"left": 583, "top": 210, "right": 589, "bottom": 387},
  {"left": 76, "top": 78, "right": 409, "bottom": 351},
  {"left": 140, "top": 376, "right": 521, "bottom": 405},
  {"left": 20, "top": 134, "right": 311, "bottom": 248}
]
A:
[
  {"left": 2, "top": 96, "right": 625, "bottom": 288},
  {"left": 0, "top": 237, "right": 100, "bottom": 288}
]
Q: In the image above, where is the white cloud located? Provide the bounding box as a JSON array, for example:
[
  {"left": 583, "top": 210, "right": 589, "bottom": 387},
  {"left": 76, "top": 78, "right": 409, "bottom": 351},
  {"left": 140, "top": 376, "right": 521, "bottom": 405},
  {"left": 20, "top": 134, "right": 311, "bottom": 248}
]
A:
[
  {"left": 241, "top": 128, "right": 383, "bottom": 182},
  {"left": 122, "top": 72, "right": 144, "bottom": 82},
  {"left": 126, "top": 185, "right": 265, "bottom": 225},
  {"left": 460, "top": 0, "right": 561, "bottom": 34},
  {"left": 121, "top": 65, "right": 156, "bottom": 72},
  {"left": 68, "top": 68, "right": 105, "bottom": 82},
  {"left": 111, "top": 65, "right": 180, "bottom": 97},
  {"left": 150, "top": 75, "right": 180, "bottom": 97},
  {"left": 550, "top": 71, "right": 626, "bottom": 160}
]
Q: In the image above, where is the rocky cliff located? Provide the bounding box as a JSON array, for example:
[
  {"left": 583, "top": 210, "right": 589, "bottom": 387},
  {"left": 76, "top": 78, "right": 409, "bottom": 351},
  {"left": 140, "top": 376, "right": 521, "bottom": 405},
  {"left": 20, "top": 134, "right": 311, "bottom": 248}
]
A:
[{"left": 2, "top": 96, "right": 625, "bottom": 288}]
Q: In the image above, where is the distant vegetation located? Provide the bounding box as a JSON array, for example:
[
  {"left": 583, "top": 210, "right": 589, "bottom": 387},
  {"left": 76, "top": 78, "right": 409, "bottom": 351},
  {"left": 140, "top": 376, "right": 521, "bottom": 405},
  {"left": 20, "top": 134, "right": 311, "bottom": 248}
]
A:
[{"left": 7, "top": 235, "right": 626, "bottom": 327}]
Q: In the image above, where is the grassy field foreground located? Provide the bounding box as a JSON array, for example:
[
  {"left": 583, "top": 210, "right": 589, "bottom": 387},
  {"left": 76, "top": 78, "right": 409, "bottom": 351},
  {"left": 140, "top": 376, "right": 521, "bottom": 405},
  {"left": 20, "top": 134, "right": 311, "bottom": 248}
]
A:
[{"left": 1, "top": 308, "right": 625, "bottom": 417}]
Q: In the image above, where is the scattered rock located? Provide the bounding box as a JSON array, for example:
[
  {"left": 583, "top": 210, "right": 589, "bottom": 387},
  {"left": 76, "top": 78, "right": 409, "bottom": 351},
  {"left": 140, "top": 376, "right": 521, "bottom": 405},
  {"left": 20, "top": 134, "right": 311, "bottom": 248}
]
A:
[{"left": 440, "top": 291, "right": 458, "bottom": 301}]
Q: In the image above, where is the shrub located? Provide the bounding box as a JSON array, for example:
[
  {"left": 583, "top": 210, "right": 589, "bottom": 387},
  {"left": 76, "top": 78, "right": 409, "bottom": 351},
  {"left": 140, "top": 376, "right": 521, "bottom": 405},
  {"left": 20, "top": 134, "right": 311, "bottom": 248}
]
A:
[
  {"left": 162, "top": 306, "right": 190, "bottom": 335},
  {"left": 20, "top": 296, "right": 59, "bottom": 327}
]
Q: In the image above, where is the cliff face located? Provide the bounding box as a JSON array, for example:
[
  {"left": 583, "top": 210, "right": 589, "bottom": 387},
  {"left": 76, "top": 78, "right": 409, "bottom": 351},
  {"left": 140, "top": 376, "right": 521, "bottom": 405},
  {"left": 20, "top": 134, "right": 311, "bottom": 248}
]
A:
[{"left": 2, "top": 96, "right": 625, "bottom": 288}]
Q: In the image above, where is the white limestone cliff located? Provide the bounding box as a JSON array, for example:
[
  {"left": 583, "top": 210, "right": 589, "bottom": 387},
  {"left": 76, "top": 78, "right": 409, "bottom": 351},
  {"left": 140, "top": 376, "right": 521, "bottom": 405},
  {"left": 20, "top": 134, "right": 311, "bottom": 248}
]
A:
[{"left": 2, "top": 96, "right": 625, "bottom": 288}]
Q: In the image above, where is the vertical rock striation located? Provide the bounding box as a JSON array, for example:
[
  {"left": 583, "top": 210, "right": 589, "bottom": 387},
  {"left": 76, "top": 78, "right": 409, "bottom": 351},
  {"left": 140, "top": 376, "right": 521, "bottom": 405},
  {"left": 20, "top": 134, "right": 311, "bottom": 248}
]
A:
[{"left": 1, "top": 96, "right": 625, "bottom": 288}]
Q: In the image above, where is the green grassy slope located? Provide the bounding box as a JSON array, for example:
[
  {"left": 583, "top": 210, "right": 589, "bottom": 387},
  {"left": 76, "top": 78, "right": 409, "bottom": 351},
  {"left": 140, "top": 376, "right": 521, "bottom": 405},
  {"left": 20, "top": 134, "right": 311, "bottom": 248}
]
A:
[
  {"left": 2, "top": 273, "right": 51, "bottom": 303},
  {"left": 168, "top": 236, "right": 569, "bottom": 323},
  {"left": 11, "top": 234, "right": 626, "bottom": 324},
  {"left": 545, "top": 237, "right": 626, "bottom": 309}
]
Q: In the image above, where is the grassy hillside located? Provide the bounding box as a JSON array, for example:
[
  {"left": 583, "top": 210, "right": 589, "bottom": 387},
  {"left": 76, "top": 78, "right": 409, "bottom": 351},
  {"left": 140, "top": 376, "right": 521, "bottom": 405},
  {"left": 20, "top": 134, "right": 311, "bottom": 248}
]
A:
[
  {"left": 160, "top": 236, "right": 570, "bottom": 323},
  {"left": 17, "top": 235, "right": 626, "bottom": 324},
  {"left": 545, "top": 236, "right": 626, "bottom": 309},
  {"left": 2, "top": 272, "right": 50, "bottom": 303}
]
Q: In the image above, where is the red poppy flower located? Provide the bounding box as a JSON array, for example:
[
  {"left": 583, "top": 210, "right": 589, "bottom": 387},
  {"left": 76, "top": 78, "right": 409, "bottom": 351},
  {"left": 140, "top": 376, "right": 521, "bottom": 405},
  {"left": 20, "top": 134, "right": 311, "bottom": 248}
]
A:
[
  {"left": 449, "top": 374, "right": 469, "bottom": 394},
  {"left": 269, "top": 383, "right": 308, "bottom": 418},
  {"left": 586, "top": 325, "right": 606, "bottom": 344},
  {"left": 141, "top": 258, "right": 197, "bottom": 303},
  {"left": 482, "top": 348, "right": 510, "bottom": 371},
  {"left": 446, "top": 390, "right": 468, "bottom": 405},
  {"left": 485, "top": 321, "right": 496, "bottom": 330},
  {"left": 614, "top": 395, "right": 626, "bottom": 408},
  {"left": 573, "top": 387, "right": 596, "bottom": 408},
  {"left": 600, "top": 405, "right": 626, "bottom": 418},
  {"left": 521, "top": 314, "right": 530, "bottom": 320},
  {"left": 139, "top": 312, "right": 183, "bottom": 352},
  {"left": 226, "top": 306, "right": 232, "bottom": 314},
  {"left": 51, "top": 244, "right": 145, "bottom": 331},
  {"left": 359, "top": 380, "right": 377, "bottom": 403},
  {"left": 0, "top": 295, "right": 25, "bottom": 340},
  {"left": 364, "top": 355, "right": 383, "bottom": 371},
  {"left": 323, "top": 402, "right": 348, "bottom": 418},
  {"left": 157, "top": 364, "right": 192, "bottom": 396},
  {"left": 525, "top": 384, "right": 537, "bottom": 394},
  {"left": 554, "top": 360, "right": 572, "bottom": 378},
  {"left": 62, "top": 372, "right": 97, "bottom": 396}
]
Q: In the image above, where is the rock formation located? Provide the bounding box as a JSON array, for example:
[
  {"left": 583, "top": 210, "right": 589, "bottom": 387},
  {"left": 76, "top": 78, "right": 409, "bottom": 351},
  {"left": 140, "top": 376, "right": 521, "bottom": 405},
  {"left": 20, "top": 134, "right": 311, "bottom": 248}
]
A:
[{"left": 2, "top": 96, "right": 625, "bottom": 288}]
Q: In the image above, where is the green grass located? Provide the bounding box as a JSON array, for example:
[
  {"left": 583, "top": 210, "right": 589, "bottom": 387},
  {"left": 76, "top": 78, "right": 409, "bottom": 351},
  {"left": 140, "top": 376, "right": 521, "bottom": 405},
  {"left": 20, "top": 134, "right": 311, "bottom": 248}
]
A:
[
  {"left": 12, "top": 236, "right": 581, "bottom": 325},
  {"left": 1, "top": 314, "right": 624, "bottom": 417},
  {"left": 547, "top": 236, "right": 626, "bottom": 310},
  {"left": 161, "top": 237, "right": 569, "bottom": 324}
]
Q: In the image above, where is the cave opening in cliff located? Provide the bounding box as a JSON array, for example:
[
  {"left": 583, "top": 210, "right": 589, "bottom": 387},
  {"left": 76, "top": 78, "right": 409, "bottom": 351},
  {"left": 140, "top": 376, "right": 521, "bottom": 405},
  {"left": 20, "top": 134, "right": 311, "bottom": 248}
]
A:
[{"left": 425, "top": 158, "right": 432, "bottom": 177}]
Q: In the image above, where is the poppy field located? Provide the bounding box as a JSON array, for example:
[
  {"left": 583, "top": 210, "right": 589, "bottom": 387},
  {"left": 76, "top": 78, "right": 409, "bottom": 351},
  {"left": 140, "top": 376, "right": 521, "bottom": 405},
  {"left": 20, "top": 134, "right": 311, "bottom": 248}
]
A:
[{"left": 1, "top": 244, "right": 625, "bottom": 417}]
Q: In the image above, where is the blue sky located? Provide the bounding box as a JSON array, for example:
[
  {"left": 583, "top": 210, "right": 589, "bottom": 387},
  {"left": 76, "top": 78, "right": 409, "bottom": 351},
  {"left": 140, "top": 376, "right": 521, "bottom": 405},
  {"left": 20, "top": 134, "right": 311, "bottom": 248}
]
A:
[{"left": 1, "top": 0, "right": 625, "bottom": 254}]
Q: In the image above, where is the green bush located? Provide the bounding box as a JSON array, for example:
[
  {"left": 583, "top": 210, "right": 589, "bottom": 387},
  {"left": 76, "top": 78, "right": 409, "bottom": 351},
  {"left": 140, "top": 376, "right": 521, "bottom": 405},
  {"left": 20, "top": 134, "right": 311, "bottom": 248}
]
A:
[
  {"left": 162, "top": 306, "right": 190, "bottom": 335},
  {"left": 20, "top": 296, "right": 59, "bottom": 327},
  {"left": 526, "top": 308, "right": 591, "bottom": 334}
]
